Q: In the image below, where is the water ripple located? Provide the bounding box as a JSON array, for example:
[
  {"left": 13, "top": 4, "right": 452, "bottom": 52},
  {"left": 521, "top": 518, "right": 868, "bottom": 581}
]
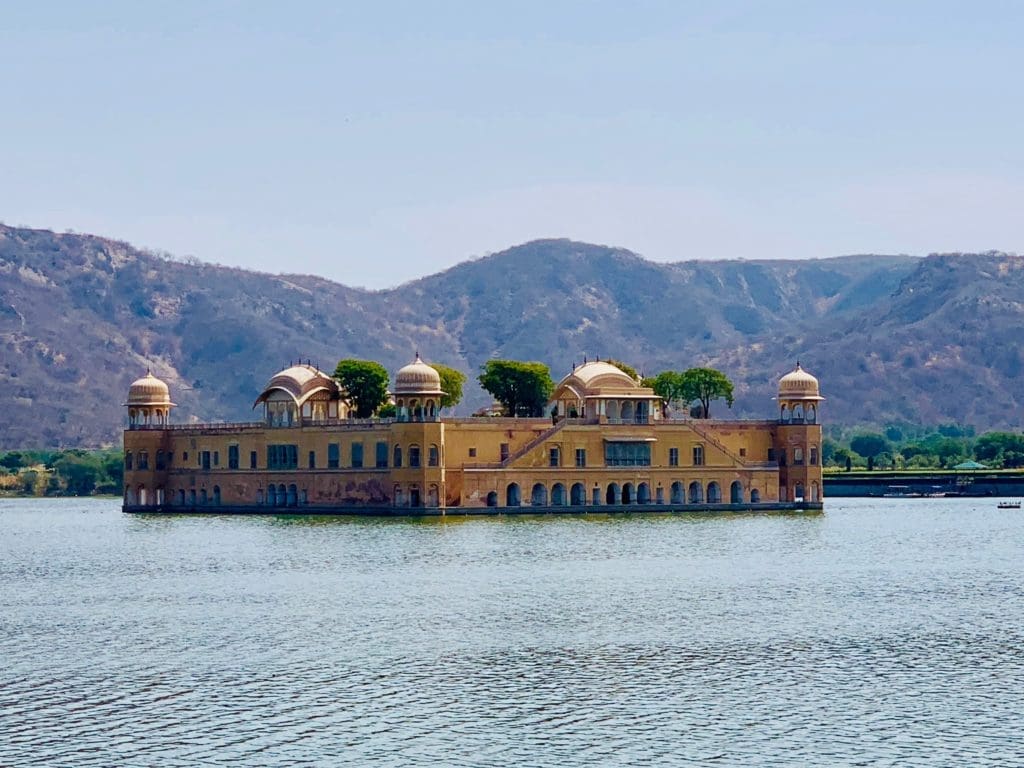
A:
[{"left": 1, "top": 497, "right": 1023, "bottom": 766}]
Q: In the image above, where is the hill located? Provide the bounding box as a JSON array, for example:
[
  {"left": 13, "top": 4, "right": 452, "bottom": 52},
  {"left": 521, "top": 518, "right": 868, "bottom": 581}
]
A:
[{"left": 1, "top": 224, "right": 1021, "bottom": 447}]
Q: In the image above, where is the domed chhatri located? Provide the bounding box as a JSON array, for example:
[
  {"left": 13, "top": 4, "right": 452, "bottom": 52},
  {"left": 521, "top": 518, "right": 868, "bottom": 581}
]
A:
[
  {"left": 778, "top": 362, "right": 822, "bottom": 401},
  {"left": 394, "top": 353, "right": 444, "bottom": 421},
  {"left": 394, "top": 353, "right": 443, "bottom": 395},
  {"left": 125, "top": 369, "right": 175, "bottom": 427},
  {"left": 253, "top": 363, "right": 345, "bottom": 426},
  {"left": 778, "top": 362, "right": 823, "bottom": 425}
]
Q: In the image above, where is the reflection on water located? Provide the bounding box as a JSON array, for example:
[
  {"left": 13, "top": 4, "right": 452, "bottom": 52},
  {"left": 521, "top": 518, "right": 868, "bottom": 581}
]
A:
[{"left": 1, "top": 497, "right": 1021, "bottom": 766}]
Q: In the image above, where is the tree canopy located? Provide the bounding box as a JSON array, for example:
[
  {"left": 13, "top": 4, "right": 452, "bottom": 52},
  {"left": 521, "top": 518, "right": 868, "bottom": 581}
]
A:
[
  {"left": 677, "top": 367, "right": 734, "bottom": 418},
  {"left": 478, "top": 359, "right": 554, "bottom": 417},
  {"left": 645, "top": 371, "right": 686, "bottom": 412},
  {"left": 430, "top": 363, "right": 467, "bottom": 410},
  {"left": 849, "top": 432, "right": 890, "bottom": 460},
  {"left": 333, "top": 359, "right": 390, "bottom": 418}
]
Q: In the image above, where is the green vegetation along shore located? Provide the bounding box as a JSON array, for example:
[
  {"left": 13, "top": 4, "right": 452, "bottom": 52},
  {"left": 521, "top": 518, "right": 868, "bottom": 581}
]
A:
[{"left": 0, "top": 449, "right": 124, "bottom": 497}]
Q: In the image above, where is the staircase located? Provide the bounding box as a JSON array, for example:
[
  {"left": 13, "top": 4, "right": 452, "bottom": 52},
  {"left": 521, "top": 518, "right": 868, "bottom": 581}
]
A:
[
  {"left": 684, "top": 419, "right": 750, "bottom": 466},
  {"left": 501, "top": 419, "right": 571, "bottom": 468}
]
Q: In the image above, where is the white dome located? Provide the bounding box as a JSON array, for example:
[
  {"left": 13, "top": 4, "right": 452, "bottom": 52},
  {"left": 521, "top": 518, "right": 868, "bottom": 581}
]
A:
[
  {"left": 126, "top": 370, "right": 173, "bottom": 406},
  {"left": 394, "top": 354, "right": 443, "bottom": 395},
  {"left": 778, "top": 363, "right": 822, "bottom": 400}
]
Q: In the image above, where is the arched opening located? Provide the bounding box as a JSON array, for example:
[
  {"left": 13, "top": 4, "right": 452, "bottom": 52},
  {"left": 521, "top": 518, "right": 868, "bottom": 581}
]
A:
[
  {"left": 125, "top": 486, "right": 136, "bottom": 506},
  {"left": 781, "top": 404, "right": 790, "bottom": 423},
  {"left": 793, "top": 404, "right": 804, "bottom": 421},
  {"left": 570, "top": 483, "right": 586, "bottom": 506},
  {"left": 637, "top": 482, "right": 651, "bottom": 504},
  {"left": 189, "top": 489, "right": 196, "bottom": 506},
  {"left": 156, "top": 487, "right": 164, "bottom": 506},
  {"left": 486, "top": 490, "right": 498, "bottom": 507},
  {"left": 267, "top": 485, "right": 277, "bottom": 506},
  {"left": 177, "top": 489, "right": 185, "bottom": 506},
  {"left": 200, "top": 488, "right": 208, "bottom": 505},
  {"left": 408, "top": 445, "right": 421, "bottom": 468},
  {"left": 707, "top": 482, "right": 722, "bottom": 503},
  {"left": 670, "top": 481, "right": 684, "bottom": 504},
  {"left": 138, "top": 485, "right": 148, "bottom": 506},
  {"left": 730, "top": 480, "right": 743, "bottom": 504},
  {"left": 506, "top": 483, "right": 521, "bottom": 507},
  {"left": 620, "top": 401, "right": 634, "bottom": 422},
  {"left": 551, "top": 483, "right": 566, "bottom": 506},
  {"left": 428, "top": 444, "right": 439, "bottom": 467},
  {"left": 278, "top": 484, "right": 287, "bottom": 507},
  {"left": 213, "top": 485, "right": 221, "bottom": 505},
  {"left": 394, "top": 484, "right": 404, "bottom": 506},
  {"left": 688, "top": 481, "right": 703, "bottom": 504},
  {"left": 393, "top": 445, "right": 402, "bottom": 468},
  {"left": 287, "top": 484, "right": 298, "bottom": 507},
  {"left": 606, "top": 400, "right": 620, "bottom": 421},
  {"left": 622, "top": 482, "right": 635, "bottom": 504},
  {"left": 810, "top": 482, "right": 819, "bottom": 502},
  {"left": 794, "top": 482, "right": 805, "bottom": 501},
  {"left": 531, "top": 482, "right": 548, "bottom": 506},
  {"left": 751, "top": 488, "right": 761, "bottom": 503},
  {"left": 427, "top": 484, "right": 439, "bottom": 507},
  {"left": 606, "top": 482, "right": 621, "bottom": 505}
]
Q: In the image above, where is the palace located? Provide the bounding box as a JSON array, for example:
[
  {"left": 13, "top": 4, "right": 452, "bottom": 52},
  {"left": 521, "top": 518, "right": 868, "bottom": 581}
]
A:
[{"left": 122, "top": 357, "right": 824, "bottom": 513}]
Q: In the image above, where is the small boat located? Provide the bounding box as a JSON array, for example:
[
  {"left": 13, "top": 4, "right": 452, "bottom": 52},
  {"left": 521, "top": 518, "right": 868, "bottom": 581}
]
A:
[{"left": 997, "top": 501, "right": 1021, "bottom": 509}]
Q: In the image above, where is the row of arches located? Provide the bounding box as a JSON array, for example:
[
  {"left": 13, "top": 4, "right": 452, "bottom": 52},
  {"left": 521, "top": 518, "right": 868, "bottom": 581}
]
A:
[
  {"left": 782, "top": 482, "right": 820, "bottom": 502},
  {"left": 780, "top": 403, "right": 817, "bottom": 423},
  {"left": 489, "top": 480, "right": 761, "bottom": 508},
  {"left": 125, "top": 486, "right": 222, "bottom": 507}
]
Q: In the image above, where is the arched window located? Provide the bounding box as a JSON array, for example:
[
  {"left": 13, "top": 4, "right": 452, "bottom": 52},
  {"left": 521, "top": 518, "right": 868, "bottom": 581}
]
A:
[
  {"left": 506, "top": 483, "right": 521, "bottom": 507},
  {"left": 125, "top": 451, "right": 133, "bottom": 470},
  {"left": 606, "top": 483, "right": 621, "bottom": 505},
  {"left": 531, "top": 483, "right": 548, "bottom": 506},
  {"left": 637, "top": 482, "right": 651, "bottom": 504},
  {"left": 551, "top": 483, "right": 566, "bottom": 506},
  {"left": 807, "top": 405, "right": 817, "bottom": 423},
  {"left": 810, "top": 446, "right": 818, "bottom": 466},
  {"left": 688, "top": 481, "right": 703, "bottom": 504},
  {"left": 486, "top": 490, "right": 498, "bottom": 507},
  {"left": 570, "top": 483, "right": 586, "bottom": 506},
  {"left": 707, "top": 482, "right": 722, "bottom": 503},
  {"left": 200, "top": 488, "right": 208, "bottom": 505},
  {"left": 781, "top": 404, "right": 790, "bottom": 422},
  {"left": 794, "top": 447, "right": 804, "bottom": 464},
  {"left": 751, "top": 488, "right": 761, "bottom": 503},
  {"left": 670, "top": 481, "right": 684, "bottom": 504},
  {"left": 213, "top": 486, "right": 221, "bottom": 505},
  {"left": 794, "top": 482, "right": 805, "bottom": 501},
  {"left": 393, "top": 445, "right": 402, "bottom": 468},
  {"left": 409, "top": 445, "right": 421, "bottom": 468},
  {"left": 730, "top": 481, "right": 743, "bottom": 504},
  {"left": 428, "top": 444, "right": 439, "bottom": 467},
  {"left": 793, "top": 404, "right": 804, "bottom": 421}
]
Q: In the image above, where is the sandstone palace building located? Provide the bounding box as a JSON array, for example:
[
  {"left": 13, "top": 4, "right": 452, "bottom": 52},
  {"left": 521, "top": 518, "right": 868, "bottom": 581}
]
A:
[{"left": 122, "top": 358, "right": 824, "bottom": 514}]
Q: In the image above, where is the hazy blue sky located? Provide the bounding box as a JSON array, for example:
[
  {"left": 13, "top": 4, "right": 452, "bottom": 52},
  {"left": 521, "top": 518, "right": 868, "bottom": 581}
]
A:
[{"left": 2, "top": 1, "right": 1023, "bottom": 288}]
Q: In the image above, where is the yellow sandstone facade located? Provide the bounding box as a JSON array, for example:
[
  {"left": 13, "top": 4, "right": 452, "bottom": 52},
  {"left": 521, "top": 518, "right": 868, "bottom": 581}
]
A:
[{"left": 122, "top": 358, "right": 824, "bottom": 513}]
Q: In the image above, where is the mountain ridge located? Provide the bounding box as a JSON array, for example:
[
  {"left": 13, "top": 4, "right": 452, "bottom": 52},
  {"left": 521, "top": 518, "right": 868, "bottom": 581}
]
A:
[{"left": 1, "top": 223, "right": 1021, "bottom": 448}]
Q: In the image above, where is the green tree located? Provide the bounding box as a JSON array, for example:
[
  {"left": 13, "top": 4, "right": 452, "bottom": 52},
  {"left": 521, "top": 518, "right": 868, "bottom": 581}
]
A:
[
  {"left": 0, "top": 451, "right": 26, "bottom": 471},
  {"left": 604, "top": 359, "right": 640, "bottom": 381},
  {"left": 478, "top": 360, "right": 554, "bottom": 417},
  {"left": 647, "top": 371, "right": 687, "bottom": 413},
  {"left": 849, "top": 432, "right": 890, "bottom": 460},
  {"left": 430, "top": 363, "right": 467, "bottom": 409},
  {"left": 333, "top": 359, "right": 390, "bottom": 418},
  {"left": 53, "top": 453, "right": 103, "bottom": 495},
  {"left": 679, "top": 367, "right": 734, "bottom": 418}
]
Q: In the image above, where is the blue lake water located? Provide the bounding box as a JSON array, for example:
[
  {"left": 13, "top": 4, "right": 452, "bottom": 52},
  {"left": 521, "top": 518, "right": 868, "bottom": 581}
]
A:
[{"left": 1, "top": 497, "right": 1022, "bottom": 766}]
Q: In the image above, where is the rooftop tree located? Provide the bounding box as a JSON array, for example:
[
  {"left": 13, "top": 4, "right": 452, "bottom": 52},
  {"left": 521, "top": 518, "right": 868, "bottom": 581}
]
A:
[
  {"left": 430, "top": 363, "right": 467, "bottom": 410},
  {"left": 679, "top": 367, "right": 734, "bottom": 418},
  {"left": 478, "top": 359, "right": 554, "bottom": 418},
  {"left": 333, "top": 359, "right": 390, "bottom": 418}
]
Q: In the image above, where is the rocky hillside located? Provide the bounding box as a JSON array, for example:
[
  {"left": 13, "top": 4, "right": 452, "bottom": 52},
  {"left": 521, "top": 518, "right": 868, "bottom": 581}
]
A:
[{"left": 1, "top": 224, "right": 1021, "bottom": 447}]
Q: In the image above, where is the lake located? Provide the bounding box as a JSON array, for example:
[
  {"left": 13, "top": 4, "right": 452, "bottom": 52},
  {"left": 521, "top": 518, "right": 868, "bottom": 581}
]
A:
[{"left": 1, "top": 497, "right": 1021, "bottom": 766}]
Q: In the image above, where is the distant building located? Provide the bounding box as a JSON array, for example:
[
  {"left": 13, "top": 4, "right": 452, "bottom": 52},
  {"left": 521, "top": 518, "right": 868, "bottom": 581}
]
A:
[{"left": 122, "top": 357, "right": 824, "bottom": 513}]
